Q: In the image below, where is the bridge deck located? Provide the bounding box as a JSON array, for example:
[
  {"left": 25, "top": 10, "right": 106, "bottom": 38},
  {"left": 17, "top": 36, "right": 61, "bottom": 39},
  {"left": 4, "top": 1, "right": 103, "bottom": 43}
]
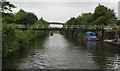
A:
[{"left": 16, "top": 28, "right": 104, "bottom": 32}]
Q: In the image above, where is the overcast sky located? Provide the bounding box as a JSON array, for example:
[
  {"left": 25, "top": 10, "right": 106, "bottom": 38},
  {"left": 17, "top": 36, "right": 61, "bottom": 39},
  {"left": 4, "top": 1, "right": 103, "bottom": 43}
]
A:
[{"left": 9, "top": 0, "right": 119, "bottom": 23}]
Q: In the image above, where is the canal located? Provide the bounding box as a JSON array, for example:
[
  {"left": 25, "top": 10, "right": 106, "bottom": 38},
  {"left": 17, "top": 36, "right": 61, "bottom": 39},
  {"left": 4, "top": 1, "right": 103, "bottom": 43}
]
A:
[{"left": 3, "top": 32, "right": 120, "bottom": 69}]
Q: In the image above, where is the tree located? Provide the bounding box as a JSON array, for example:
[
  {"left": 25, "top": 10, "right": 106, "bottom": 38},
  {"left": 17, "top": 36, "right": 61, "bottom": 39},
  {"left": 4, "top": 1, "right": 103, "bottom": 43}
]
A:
[
  {"left": 77, "top": 13, "right": 94, "bottom": 25},
  {"left": 27, "top": 12, "right": 38, "bottom": 24},
  {"left": 94, "top": 4, "right": 108, "bottom": 19},
  {"left": 95, "top": 16, "right": 106, "bottom": 25},
  {"left": 1, "top": 0, "right": 16, "bottom": 12},
  {"left": 65, "top": 4, "right": 117, "bottom": 26},
  {"left": 2, "top": 13, "right": 15, "bottom": 23},
  {"left": 93, "top": 4, "right": 117, "bottom": 25},
  {"left": 15, "top": 9, "right": 38, "bottom": 25},
  {"left": 34, "top": 17, "right": 48, "bottom": 28},
  {"left": 66, "top": 17, "right": 78, "bottom": 25},
  {"left": 39, "top": 17, "right": 48, "bottom": 24}
]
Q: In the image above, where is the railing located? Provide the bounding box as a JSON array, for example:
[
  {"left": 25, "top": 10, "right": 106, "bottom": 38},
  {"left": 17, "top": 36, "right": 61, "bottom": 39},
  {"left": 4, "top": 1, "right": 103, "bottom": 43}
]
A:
[
  {"left": 63, "top": 25, "right": 106, "bottom": 29},
  {"left": 12, "top": 24, "right": 49, "bottom": 29},
  {"left": 11, "top": 24, "right": 113, "bottom": 30}
]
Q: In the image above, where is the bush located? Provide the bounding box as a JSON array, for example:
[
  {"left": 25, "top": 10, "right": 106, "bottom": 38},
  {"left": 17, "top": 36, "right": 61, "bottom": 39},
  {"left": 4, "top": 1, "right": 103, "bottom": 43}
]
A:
[
  {"left": 2, "top": 22, "right": 48, "bottom": 57},
  {"left": 2, "top": 22, "right": 17, "bottom": 57}
]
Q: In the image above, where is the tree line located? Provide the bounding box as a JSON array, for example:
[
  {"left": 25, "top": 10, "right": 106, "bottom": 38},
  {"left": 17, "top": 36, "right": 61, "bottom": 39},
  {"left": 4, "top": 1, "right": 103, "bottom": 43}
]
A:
[
  {"left": 66, "top": 4, "right": 119, "bottom": 26},
  {"left": 1, "top": 0, "right": 48, "bottom": 57}
]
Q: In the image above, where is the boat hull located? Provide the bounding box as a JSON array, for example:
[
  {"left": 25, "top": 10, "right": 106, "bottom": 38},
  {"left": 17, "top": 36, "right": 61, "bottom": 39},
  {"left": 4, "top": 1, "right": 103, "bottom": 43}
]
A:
[
  {"left": 104, "top": 40, "right": 120, "bottom": 47},
  {"left": 85, "top": 37, "right": 99, "bottom": 41}
]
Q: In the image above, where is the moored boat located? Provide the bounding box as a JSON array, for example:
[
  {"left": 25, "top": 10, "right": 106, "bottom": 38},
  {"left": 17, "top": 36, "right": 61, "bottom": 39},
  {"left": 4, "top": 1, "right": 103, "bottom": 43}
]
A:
[
  {"left": 85, "top": 32, "right": 99, "bottom": 41},
  {"left": 104, "top": 39, "right": 120, "bottom": 46}
]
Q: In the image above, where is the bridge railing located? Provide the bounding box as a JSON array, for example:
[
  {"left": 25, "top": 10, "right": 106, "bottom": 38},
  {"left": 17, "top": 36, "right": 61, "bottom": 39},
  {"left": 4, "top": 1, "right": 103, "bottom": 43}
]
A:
[
  {"left": 63, "top": 25, "right": 106, "bottom": 29},
  {"left": 12, "top": 24, "right": 110, "bottom": 30},
  {"left": 13, "top": 24, "right": 49, "bottom": 29}
]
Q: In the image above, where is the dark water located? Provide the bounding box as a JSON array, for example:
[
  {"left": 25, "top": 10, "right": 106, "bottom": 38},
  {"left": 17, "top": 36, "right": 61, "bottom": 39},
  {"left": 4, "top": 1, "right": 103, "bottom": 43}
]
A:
[{"left": 3, "top": 33, "right": 120, "bottom": 69}]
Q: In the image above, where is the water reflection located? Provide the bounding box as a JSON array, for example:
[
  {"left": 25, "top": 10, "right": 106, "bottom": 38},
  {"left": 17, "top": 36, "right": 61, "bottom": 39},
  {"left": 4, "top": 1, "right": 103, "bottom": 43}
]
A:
[
  {"left": 86, "top": 41, "right": 96, "bottom": 48},
  {"left": 63, "top": 31, "right": 120, "bottom": 69}
]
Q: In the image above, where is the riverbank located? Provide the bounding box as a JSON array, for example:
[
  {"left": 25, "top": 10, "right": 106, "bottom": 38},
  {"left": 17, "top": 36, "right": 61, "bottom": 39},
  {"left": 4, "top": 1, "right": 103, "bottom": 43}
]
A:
[
  {"left": 104, "top": 31, "right": 120, "bottom": 40},
  {"left": 2, "top": 23, "right": 49, "bottom": 57}
]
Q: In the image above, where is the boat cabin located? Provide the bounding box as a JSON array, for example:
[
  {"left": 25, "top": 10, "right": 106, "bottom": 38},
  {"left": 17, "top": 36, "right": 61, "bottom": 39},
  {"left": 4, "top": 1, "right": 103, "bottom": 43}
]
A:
[{"left": 86, "top": 32, "right": 98, "bottom": 40}]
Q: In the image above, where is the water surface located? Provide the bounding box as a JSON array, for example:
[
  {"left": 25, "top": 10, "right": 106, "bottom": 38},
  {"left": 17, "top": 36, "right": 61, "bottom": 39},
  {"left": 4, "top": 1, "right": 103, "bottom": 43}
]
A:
[{"left": 3, "top": 33, "right": 120, "bottom": 69}]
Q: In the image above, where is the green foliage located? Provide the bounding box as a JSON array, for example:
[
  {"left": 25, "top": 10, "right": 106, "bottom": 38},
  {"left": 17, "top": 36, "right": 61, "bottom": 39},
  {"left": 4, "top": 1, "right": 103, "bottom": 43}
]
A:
[
  {"left": 94, "top": 4, "right": 108, "bottom": 19},
  {"left": 2, "top": 22, "right": 48, "bottom": 57},
  {"left": 2, "top": 22, "right": 17, "bottom": 57},
  {"left": 33, "top": 17, "right": 48, "bottom": 28},
  {"left": 1, "top": 1, "right": 16, "bottom": 12},
  {"left": 2, "top": 13, "right": 15, "bottom": 24},
  {"left": 77, "top": 13, "right": 94, "bottom": 25},
  {"left": 65, "top": 4, "right": 117, "bottom": 26},
  {"left": 39, "top": 17, "right": 48, "bottom": 25},
  {"left": 93, "top": 4, "right": 116, "bottom": 25},
  {"left": 15, "top": 9, "right": 38, "bottom": 25},
  {"left": 66, "top": 17, "right": 78, "bottom": 25},
  {"left": 15, "top": 29, "right": 35, "bottom": 48},
  {"left": 66, "top": 13, "right": 94, "bottom": 25},
  {"left": 1, "top": 1, "right": 16, "bottom": 24},
  {"left": 116, "top": 20, "right": 120, "bottom": 25},
  {"left": 2, "top": 1, "right": 49, "bottom": 57},
  {"left": 95, "top": 16, "right": 106, "bottom": 25}
]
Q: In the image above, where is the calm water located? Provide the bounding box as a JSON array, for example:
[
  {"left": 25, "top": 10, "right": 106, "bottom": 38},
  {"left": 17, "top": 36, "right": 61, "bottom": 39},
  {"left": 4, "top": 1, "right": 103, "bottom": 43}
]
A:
[{"left": 3, "top": 33, "right": 120, "bottom": 69}]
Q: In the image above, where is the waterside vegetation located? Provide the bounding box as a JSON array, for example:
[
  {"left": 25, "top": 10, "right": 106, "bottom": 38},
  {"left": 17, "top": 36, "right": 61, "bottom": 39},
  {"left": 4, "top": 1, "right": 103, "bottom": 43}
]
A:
[
  {"left": 65, "top": 4, "right": 120, "bottom": 31},
  {"left": 1, "top": 1, "right": 48, "bottom": 57}
]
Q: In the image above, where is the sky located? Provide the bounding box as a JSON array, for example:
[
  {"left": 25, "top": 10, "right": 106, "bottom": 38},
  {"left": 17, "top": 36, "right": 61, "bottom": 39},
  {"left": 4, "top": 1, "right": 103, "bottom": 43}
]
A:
[
  {"left": 9, "top": 0, "right": 119, "bottom": 23},
  {"left": 8, "top": 0, "right": 120, "bottom": 2}
]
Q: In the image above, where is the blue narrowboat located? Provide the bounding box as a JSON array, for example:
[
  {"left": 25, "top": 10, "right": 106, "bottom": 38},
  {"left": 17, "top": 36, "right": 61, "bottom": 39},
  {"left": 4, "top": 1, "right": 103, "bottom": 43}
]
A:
[{"left": 85, "top": 32, "right": 99, "bottom": 41}]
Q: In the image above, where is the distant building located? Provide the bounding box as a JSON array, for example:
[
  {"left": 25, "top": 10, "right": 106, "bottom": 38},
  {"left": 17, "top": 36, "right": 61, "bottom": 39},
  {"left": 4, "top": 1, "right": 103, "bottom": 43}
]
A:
[
  {"left": 49, "top": 22, "right": 64, "bottom": 28},
  {"left": 118, "top": 1, "right": 120, "bottom": 20}
]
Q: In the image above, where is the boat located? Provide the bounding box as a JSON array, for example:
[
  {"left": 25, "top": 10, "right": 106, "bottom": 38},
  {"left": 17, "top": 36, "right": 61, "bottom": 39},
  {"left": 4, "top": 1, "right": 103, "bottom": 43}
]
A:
[
  {"left": 85, "top": 32, "right": 99, "bottom": 41},
  {"left": 50, "top": 33, "right": 53, "bottom": 36},
  {"left": 104, "top": 39, "right": 120, "bottom": 46}
]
